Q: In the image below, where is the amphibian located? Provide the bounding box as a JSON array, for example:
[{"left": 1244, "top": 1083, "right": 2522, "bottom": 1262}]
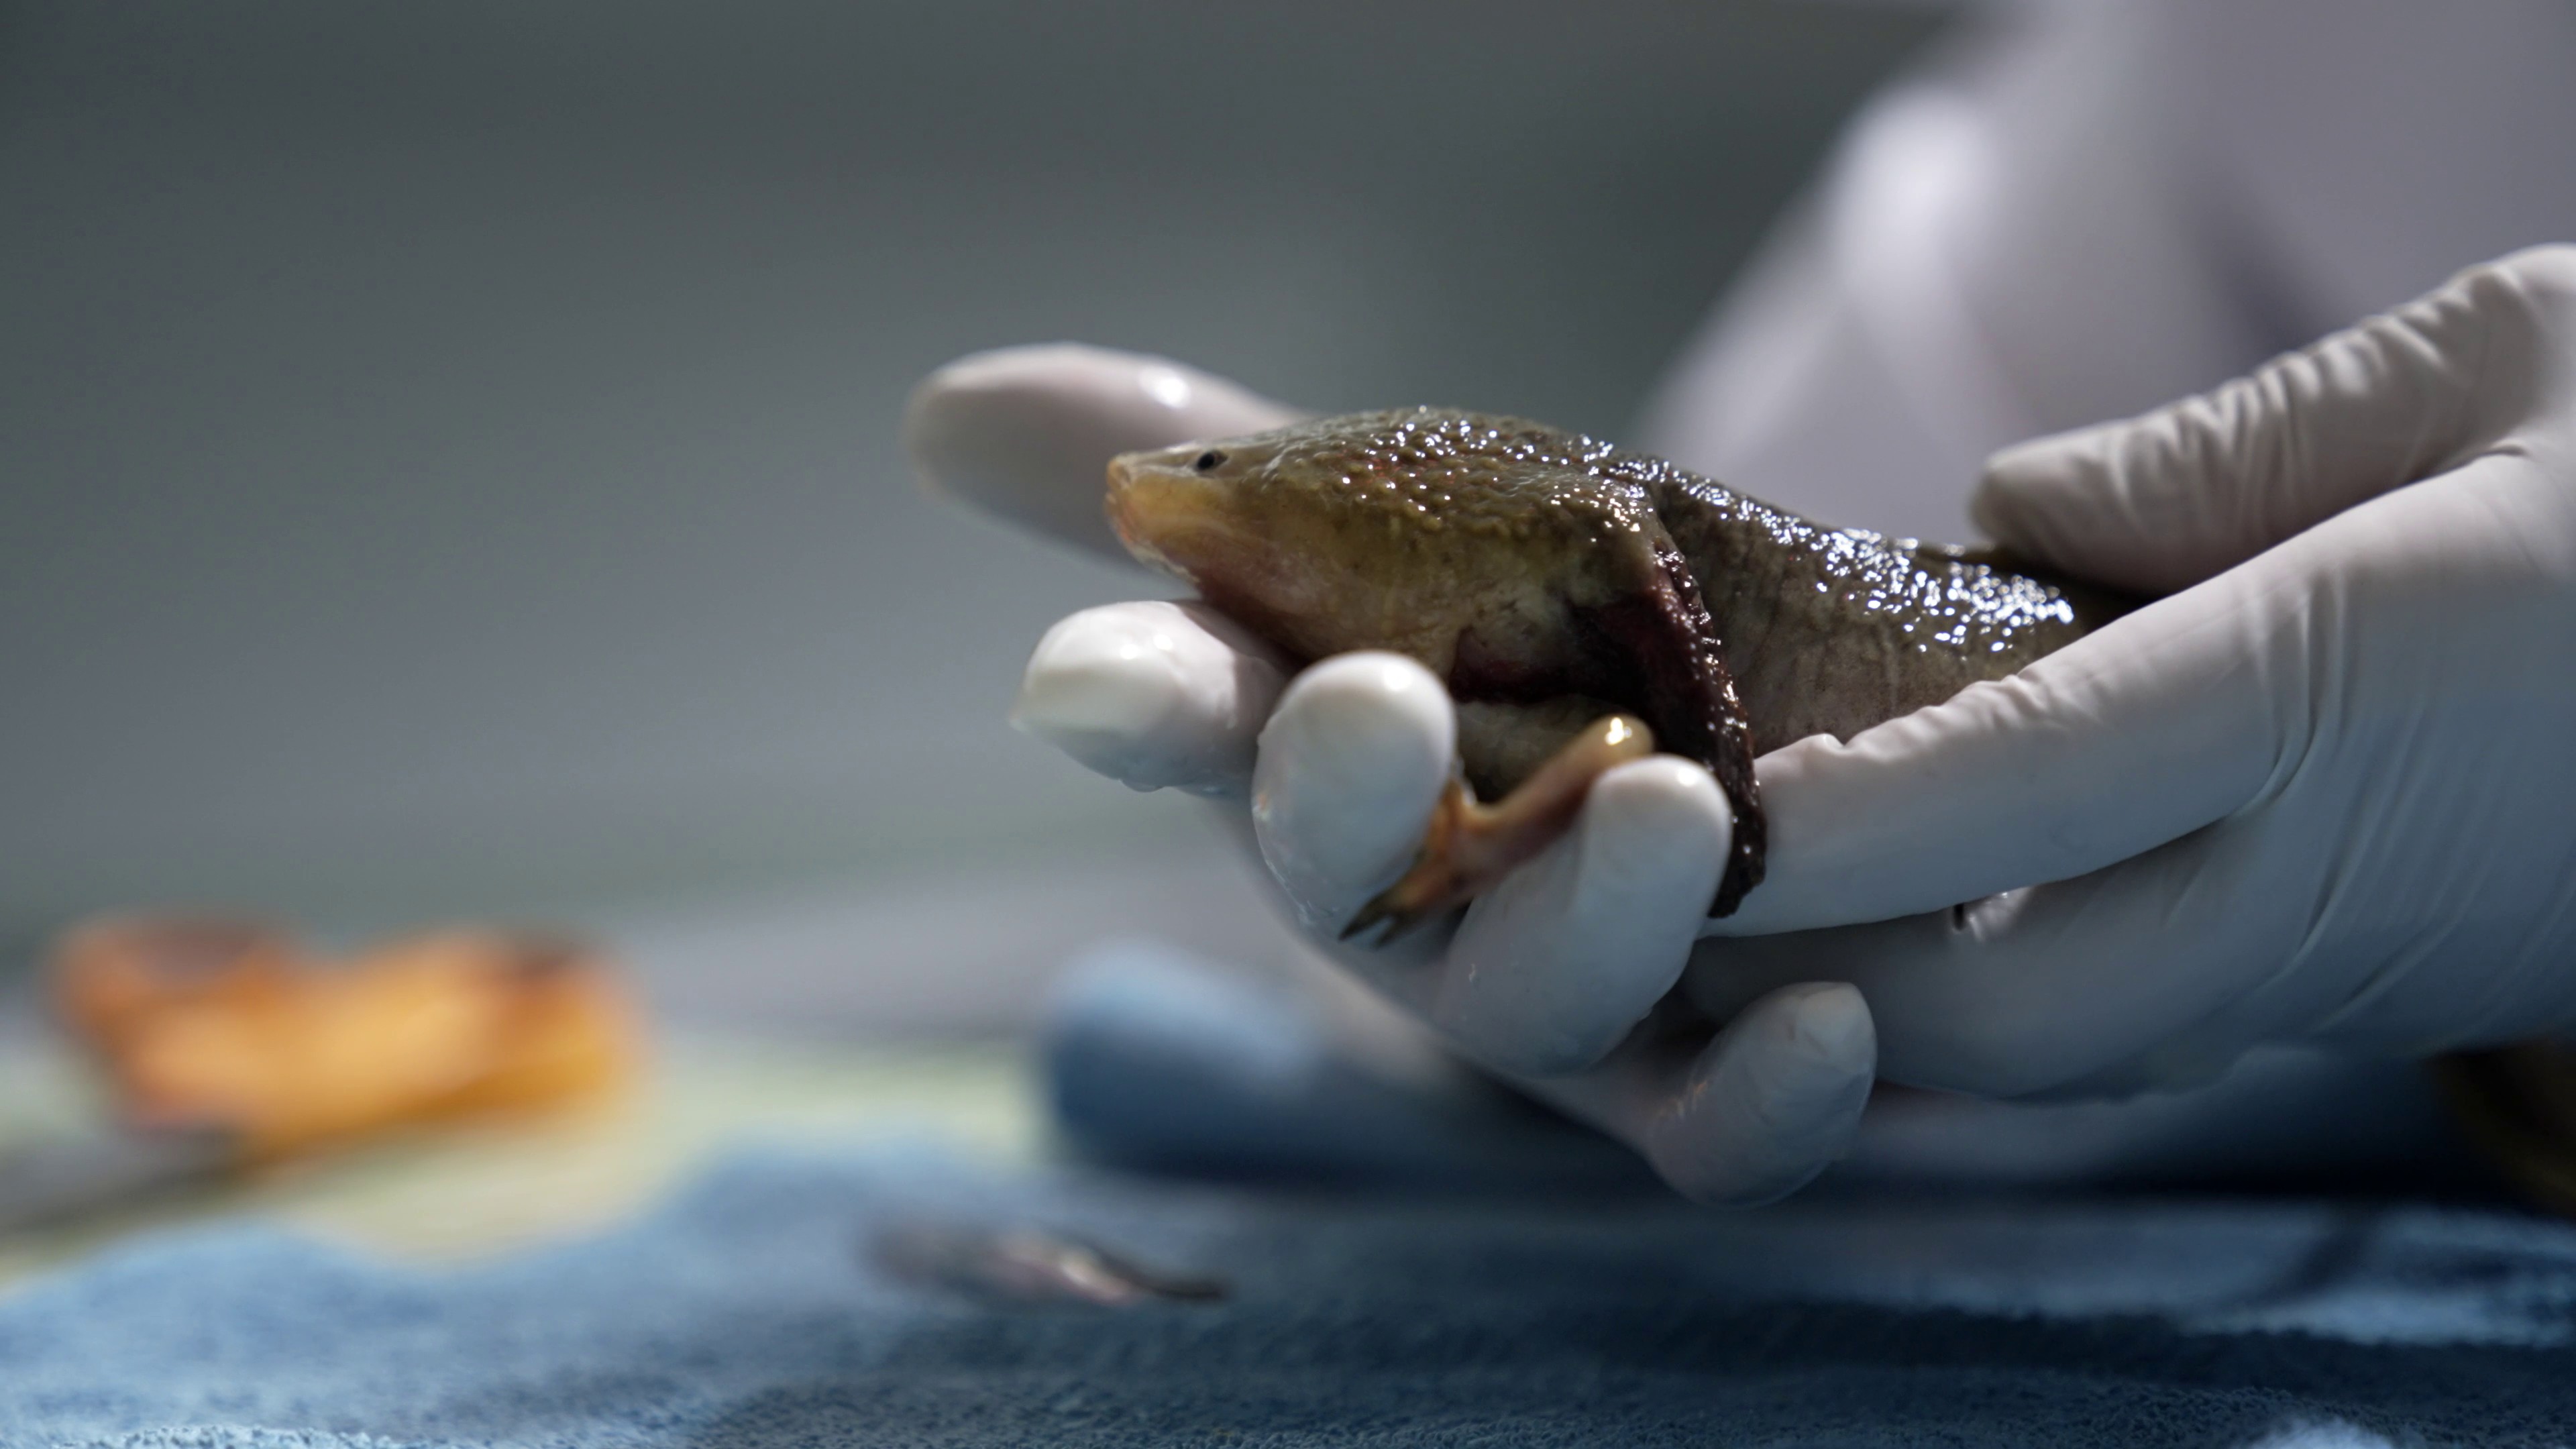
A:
[{"left": 1107, "top": 407, "right": 2112, "bottom": 932}]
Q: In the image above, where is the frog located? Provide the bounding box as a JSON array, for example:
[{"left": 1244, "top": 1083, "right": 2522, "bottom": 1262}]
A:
[{"left": 1106, "top": 407, "right": 2114, "bottom": 938}]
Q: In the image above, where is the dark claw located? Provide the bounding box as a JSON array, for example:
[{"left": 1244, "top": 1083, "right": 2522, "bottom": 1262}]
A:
[
  {"left": 1337, "top": 898, "right": 1395, "bottom": 944},
  {"left": 1337, "top": 885, "right": 1441, "bottom": 945}
]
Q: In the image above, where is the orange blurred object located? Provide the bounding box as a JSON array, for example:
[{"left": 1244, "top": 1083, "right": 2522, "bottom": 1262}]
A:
[{"left": 49, "top": 914, "right": 643, "bottom": 1163}]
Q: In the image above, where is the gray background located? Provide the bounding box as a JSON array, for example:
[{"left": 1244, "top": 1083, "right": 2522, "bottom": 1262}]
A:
[{"left": 0, "top": 1, "right": 1941, "bottom": 994}]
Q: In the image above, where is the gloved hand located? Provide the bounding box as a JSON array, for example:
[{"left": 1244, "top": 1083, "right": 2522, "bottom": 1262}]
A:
[
  {"left": 1688, "top": 246, "right": 2576, "bottom": 1099},
  {"left": 908, "top": 347, "right": 1876, "bottom": 1205},
  {"left": 910, "top": 245, "right": 2576, "bottom": 1199}
]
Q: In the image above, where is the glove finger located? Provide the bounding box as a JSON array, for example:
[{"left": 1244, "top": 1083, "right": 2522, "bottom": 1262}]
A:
[
  {"left": 1430, "top": 757, "right": 1730, "bottom": 1077},
  {"left": 1535, "top": 983, "right": 1876, "bottom": 1207},
  {"left": 1684, "top": 810, "right": 2324, "bottom": 1099},
  {"left": 1717, "top": 442, "right": 2563, "bottom": 941},
  {"left": 1974, "top": 248, "right": 2572, "bottom": 594},
  {"left": 1012, "top": 600, "right": 1291, "bottom": 798},
  {"left": 1250, "top": 652, "right": 1458, "bottom": 944},
  {"left": 1706, "top": 537, "right": 2293, "bottom": 937},
  {"left": 905, "top": 343, "right": 1301, "bottom": 561}
]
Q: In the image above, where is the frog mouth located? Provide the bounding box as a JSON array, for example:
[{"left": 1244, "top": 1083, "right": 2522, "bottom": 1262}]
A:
[
  {"left": 1104, "top": 453, "right": 1335, "bottom": 637},
  {"left": 1104, "top": 455, "right": 1246, "bottom": 585}
]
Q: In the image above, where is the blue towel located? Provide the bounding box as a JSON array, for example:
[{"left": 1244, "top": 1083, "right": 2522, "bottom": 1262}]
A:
[
  {"left": 7, "top": 938, "right": 2563, "bottom": 1448},
  {"left": 7, "top": 1143, "right": 2576, "bottom": 1448}
]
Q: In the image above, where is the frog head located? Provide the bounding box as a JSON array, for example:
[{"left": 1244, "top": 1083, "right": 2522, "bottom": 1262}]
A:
[
  {"left": 1108, "top": 408, "right": 1648, "bottom": 672},
  {"left": 1106, "top": 411, "right": 1487, "bottom": 663}
]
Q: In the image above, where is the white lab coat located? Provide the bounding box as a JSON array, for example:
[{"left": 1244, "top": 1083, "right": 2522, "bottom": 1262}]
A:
[{"left": 1641, "top": 0, "right": 2576, "bottom": 543}]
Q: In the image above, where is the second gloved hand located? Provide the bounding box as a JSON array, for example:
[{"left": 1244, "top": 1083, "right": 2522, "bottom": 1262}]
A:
[{"left": 1689, "top": 248, "right": 2576, "bottom": 1100}]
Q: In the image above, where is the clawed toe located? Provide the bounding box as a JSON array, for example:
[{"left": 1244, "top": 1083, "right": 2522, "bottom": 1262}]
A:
[{"left": 1334, "top": 714, "right": 1656, "bottom": 947}]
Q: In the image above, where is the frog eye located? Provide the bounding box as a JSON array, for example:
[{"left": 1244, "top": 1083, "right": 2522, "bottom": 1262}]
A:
[{"left": 1192, "top": 449, "right": 1226, "bottom": 473}]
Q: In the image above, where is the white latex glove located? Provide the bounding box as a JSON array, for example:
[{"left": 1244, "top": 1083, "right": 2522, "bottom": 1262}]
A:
[
  {"left": 908, "top": 345, "right": 1877, "bottom": 1205},
  {"left": 1687, "top": 247, "right": 2576, "bottom": 1101}
]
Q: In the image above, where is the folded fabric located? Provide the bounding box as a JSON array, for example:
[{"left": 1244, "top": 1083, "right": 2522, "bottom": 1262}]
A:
[{"left": 6, "top": 1144, "right": 2576, "bottom": 1448}]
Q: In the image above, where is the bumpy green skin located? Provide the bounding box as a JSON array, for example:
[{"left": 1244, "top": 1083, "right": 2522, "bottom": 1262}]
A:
[
  {"left": 1107, "top": 407, "right": 2100, "bottom": 915},
  {"left": 1644, "top": 473, "right": 2098, "bottom": 745}
]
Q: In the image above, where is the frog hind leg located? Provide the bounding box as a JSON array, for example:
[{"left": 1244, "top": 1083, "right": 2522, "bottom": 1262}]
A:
[
  {"left": 1578, "top": 528, "right": 1765, "bottom": 917},
  {"left": 1341, "top": 712, "right": 1658, "bottom": 944}
]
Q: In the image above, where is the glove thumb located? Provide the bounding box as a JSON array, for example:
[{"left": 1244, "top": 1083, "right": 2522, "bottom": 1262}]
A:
[
  {"left": 1970, "top": 248, "right": 2572, "bottom": 595},
  {"left": 906, "top": 343, "right": 1301, "bottom": 561}
]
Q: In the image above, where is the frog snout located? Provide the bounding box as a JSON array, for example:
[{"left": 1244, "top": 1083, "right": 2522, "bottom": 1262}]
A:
[
  {"left": 1103, "top": 453, "right": 1155, "bottom": 547},
  {"left": 1105, "top": 451, "right": 1236, "bottom": 568}
]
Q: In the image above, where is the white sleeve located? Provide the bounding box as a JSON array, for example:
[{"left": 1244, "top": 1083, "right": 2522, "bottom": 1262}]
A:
[{"left": 1638, "top": 0, "right": 2576, "bottom": 544}]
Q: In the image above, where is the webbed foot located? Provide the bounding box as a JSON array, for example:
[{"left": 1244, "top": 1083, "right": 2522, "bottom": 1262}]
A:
[{"left": 1340, "top": 714, "right": 1657, "bottom": 943}]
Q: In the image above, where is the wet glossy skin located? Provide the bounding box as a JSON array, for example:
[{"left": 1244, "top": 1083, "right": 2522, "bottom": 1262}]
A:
[{"left": 1107, "top": 407, "right": 2102, "bottom": 914}]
